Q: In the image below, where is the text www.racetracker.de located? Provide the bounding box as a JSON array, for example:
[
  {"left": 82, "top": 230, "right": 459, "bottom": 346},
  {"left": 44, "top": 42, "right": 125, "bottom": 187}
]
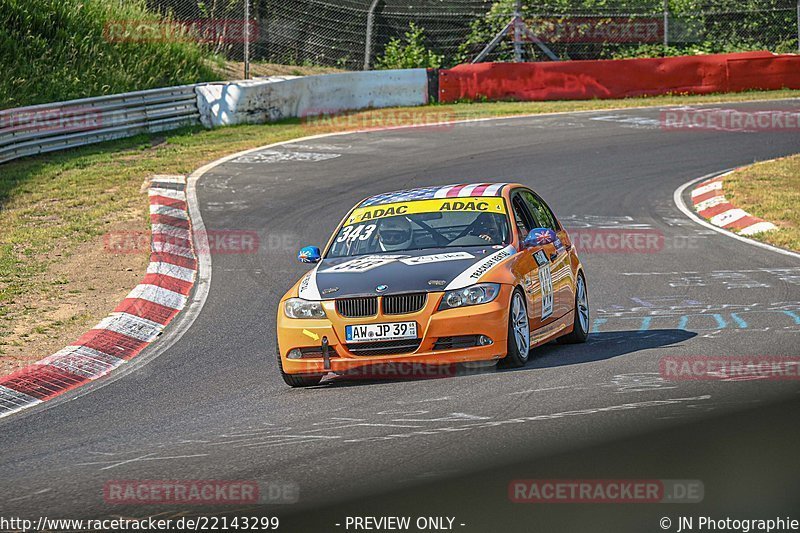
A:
[{"left": 0, "top": 516, "right": 280, "bottom": 531}]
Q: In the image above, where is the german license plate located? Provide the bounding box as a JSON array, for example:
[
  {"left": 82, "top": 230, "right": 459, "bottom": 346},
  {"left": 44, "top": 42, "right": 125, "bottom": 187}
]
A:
[{"left": 345, "top": 322, "right": 417, "bottom": 343}]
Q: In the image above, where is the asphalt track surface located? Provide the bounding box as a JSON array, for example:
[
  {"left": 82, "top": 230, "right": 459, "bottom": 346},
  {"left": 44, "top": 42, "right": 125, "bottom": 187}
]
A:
[{"left": 2, "top": 100, "right": 799, "bottom": 531}]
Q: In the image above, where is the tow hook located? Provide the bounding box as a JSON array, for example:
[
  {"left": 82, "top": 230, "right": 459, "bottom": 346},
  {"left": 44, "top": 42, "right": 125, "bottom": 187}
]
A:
[{"left": 321, "top": 336, "right": 331, "bottom": 371}]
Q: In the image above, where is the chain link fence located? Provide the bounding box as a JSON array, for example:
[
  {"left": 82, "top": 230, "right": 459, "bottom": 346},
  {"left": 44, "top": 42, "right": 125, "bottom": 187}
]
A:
[{"left": 138, "top": 0, "right": 800, "bottom": 72}]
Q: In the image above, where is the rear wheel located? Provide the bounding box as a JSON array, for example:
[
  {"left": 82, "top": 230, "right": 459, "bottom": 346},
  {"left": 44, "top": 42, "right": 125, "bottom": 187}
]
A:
[
  {"left": 558, "top": 271, "right": 589, "bottom": 344},
  {"left": 500, "top": 289, "right": 530, "bottom": 368}
]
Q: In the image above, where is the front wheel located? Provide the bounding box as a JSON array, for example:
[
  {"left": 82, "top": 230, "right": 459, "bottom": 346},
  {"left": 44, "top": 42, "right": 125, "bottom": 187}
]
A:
[
  {"left": 278, "top": 355, "right": 323, "bottom": 387},
  {"left": 500, "top": 288, "right": 530, "bottom": 368},
  {"left": 558, "top": 271, "right": 589, "bottom": 344}
]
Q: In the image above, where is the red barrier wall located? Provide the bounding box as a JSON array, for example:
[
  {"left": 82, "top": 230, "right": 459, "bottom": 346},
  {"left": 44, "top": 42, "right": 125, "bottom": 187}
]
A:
[{"left": 438, "top": 51, "right": 800, "bottom": 103}]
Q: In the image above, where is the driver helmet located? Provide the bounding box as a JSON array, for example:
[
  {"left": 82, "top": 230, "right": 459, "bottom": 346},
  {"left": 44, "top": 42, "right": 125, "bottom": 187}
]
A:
[
  {"left": 378, "top": 217, "right": 413, "bottom": 251},
  {"left": 473, "top": 212, "right": 502, "bottom": 242}
]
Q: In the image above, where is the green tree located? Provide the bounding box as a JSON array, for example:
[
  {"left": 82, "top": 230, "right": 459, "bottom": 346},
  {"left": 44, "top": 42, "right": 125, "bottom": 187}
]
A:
[{"left": 375, "top": 23, "right": 443, "bottom": 69}]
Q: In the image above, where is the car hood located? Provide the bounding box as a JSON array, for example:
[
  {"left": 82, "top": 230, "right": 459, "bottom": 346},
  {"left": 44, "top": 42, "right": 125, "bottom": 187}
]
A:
[{"left": 297, "top": 245, "right": 516, "bottom": 299}]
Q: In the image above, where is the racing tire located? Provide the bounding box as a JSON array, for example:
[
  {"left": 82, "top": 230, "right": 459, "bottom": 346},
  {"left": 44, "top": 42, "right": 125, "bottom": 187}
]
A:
[
  {"left": 278, "top": 353, "right": 324, "bottom": 387},
  {"left": 499, "top": 288, "right": 531, "bottom": 368},
  {"left": 558, "top": 271, "right": 589, "bottom": 344}
]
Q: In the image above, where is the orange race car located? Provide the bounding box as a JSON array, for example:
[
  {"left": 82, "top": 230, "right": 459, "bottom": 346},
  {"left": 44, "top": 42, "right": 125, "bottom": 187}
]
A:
[{"left": 276, "top": 183, "right": 588, "bottom": 387}]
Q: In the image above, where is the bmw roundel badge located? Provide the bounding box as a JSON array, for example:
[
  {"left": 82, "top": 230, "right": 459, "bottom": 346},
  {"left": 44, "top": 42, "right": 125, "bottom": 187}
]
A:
[{"left": 376, "top": 284, "right": 388, "bottom": 293}]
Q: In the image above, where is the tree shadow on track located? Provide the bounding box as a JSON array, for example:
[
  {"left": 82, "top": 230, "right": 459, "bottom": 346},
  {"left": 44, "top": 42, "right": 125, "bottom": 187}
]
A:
[{"left": 317, "top": 329, "right": 695, "bottom": 388}]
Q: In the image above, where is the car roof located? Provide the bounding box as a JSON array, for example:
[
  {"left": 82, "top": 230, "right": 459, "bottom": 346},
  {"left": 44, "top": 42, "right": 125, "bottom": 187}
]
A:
[{"left": 359, "top": 183, "right": 510, "bottom": 207}]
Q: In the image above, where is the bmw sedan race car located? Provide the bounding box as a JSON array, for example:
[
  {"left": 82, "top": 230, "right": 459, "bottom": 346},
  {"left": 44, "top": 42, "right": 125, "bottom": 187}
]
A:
[{"left": 276, "top": 183, "right": 588, "bottom": 387}]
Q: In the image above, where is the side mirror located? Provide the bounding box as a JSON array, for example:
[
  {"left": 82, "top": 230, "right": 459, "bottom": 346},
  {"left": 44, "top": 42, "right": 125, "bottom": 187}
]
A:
[
  {"left": 522, "top": 228, "right": 557, "bottom": 249},
  {"left": 298, "top": 246, "right": 321, "bottom": 263}
]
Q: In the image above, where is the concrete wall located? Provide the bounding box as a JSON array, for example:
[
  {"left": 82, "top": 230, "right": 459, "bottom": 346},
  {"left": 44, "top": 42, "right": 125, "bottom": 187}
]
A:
[{"left": 196, "top": 70, "right": 430, "bottom": 128}]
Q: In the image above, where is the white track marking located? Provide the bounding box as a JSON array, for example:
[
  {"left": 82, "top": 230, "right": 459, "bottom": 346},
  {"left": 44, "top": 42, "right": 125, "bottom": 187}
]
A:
[
  {"left": 146, "top": 262, "right": 196, "bottom": 282},
  {"left": 149, "top": 174, "right": 186, "bottom": 184},
  {"left": 691, "top": 180, "right": 723, "bottom": 197},
  {"left": 148, "top": 188, "right": 186, "bottom": 200},
  {"left": 95, "top": 313, "right": 165, "bottom": 342},
  {"left": 709, "top": 208, "right": 748, "bottom": 227},
  {"left": 151, "top": 241, "right": 194, "bottom": 258},
  {"left": 149, "top": 204, "right": 189, "bottom": 219},
  {"left": 125, "top": 284, "right": 187, "bottom": 310},
  {"left": 151, "top": 224, "right": 191, "bottom": 239},
  {"left": 740, "top": 221, "right": 778, "bottom": 235},
  {"left": 0, "top": 386, "right": 42, "bottom": 418},
  {"left": 694, "top": 195, "right": 726, "bottom": 212},
  {"left": 674, "top": 172, "right": 800, "bottom": 260}
]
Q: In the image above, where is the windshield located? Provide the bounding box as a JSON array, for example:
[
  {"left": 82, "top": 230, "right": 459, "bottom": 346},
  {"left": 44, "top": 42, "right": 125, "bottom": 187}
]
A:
[{"left": 327, "top": 197, "right": 511, "bottom": 258}]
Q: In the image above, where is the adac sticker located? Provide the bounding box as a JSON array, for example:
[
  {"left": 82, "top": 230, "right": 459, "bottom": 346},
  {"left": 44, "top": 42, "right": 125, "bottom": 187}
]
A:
[{"left": 346, "top": 198, "right": 506, "bottom": 226}]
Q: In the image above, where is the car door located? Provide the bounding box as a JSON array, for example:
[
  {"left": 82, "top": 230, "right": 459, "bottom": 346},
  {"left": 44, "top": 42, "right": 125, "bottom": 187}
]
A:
[
  {"left": 508, "top": 190, "right": 556, "bottom": 331},
  {"left": 518, "top": 189, "right": 574, "bottom": 320}
]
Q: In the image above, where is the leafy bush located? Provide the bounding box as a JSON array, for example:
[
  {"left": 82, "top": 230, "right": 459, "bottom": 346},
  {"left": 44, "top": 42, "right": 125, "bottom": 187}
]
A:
[
  {"left": 375, "top": 23, "right": 443, "bottom": 70},
  {"left": 459, "top": 0, "right": 798, "bottom": 62},
  {"left": 0, "top": 0, "right": 221, "bottom": 109}
]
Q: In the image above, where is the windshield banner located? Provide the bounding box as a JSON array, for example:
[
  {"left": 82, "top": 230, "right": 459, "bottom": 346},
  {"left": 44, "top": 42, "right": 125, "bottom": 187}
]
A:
[{"left": 346, "top": 198, "right": 507, "bottom": 226}]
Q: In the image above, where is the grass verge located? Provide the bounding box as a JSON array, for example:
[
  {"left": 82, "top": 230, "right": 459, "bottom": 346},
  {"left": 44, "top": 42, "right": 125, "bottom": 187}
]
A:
[
  {"left": 724, "top": 155, "right": 800, "bottom": 252},
  {"left": 1, "top": 89, "right": 799, "bottom": 369}
]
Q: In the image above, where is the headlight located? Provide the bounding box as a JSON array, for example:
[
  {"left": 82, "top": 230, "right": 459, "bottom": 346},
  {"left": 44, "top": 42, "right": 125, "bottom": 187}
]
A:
[
  {"left": 438, "top": 283, "right": 501, "bottom": 310},
  {"left": 284, "top": 298, "right": 327, "bottom": 319}
]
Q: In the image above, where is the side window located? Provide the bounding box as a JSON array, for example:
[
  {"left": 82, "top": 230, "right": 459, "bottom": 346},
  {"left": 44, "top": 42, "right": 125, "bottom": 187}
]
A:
[
  {"left": 521, "top": 191, "right": 559, "bottom": 231},
  {"left": 511, "top": 194, "right": 535, "bottom": 241}
]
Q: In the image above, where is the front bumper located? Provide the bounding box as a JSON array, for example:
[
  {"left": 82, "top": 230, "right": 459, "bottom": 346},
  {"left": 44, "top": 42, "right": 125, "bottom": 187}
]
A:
[{"left": 277, "top": 285, "right": 512, "bottom": 375}]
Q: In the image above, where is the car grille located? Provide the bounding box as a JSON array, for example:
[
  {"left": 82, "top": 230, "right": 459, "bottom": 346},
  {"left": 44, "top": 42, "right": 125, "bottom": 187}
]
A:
[
  {"left": 433, "top": 335, "right": 480, "bottom": 350},
  {"left": 383, "top": 293, "right": 427, "bottom": 315},
  {"left": 336, "top": 297, "right": 378, "bottom": 318},
  {"left": 344, "top": 339, "right": 422, "bottom": 356}
]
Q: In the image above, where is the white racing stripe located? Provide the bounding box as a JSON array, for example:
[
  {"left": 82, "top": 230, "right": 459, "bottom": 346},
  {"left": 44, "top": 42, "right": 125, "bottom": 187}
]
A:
[
  {"left": 457, "top": 184, "right": 479, "bottom": 196},
  {"left": 483, "top": 183, "right": 506, "bottom": 196},
  {"left": 434, "top": 185, "right": 457, "bottom": 198},
  {"left": 298, "top": 265, "right": 322, "bottom": 300},
  {"left": 445, "top": 245, "right": 516, "bottom": 290}
]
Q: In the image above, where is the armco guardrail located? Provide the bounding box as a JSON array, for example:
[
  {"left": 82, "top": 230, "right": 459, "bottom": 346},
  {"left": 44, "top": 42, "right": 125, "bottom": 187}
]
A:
[{"left": 0, "top": 84, "right": 200, "bottom": 164}]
